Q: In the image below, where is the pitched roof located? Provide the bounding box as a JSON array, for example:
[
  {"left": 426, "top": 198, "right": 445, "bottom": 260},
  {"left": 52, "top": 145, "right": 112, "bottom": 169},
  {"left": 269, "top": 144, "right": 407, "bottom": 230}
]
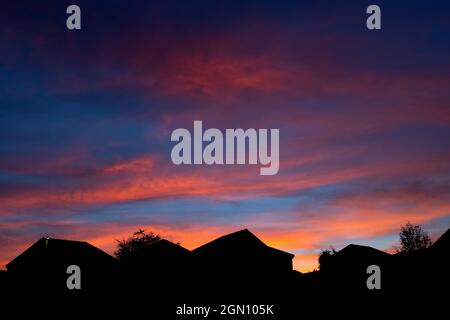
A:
[
  {"left": 193, "top": 229, "right": 294, "bottom": 259},
  {"left": 151, "top": 239, "right": 190, "bottom": 252},
  {"left": 431, "top": 228, "right": 450, "bottom": 250},
  {"left": 6, "top": 237, "right": 117, "bottom": 271},
  {"left": 136, "top": 239, "right": 190, "bottom": 258},
  {"left": 336, "top": 244, "right": 390, "bottom": 259}
]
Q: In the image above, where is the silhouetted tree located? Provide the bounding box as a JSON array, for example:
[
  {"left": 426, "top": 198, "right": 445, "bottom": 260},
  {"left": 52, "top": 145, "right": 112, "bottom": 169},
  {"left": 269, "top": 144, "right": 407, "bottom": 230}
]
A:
[
  {"left": 398, "top": 222, "right": 432, "bottom": 252},
  {"left": 115, "top": 229, "right": 161, "bottom": 260},
  {"left": 318, "top": 247, "right": 337, "bottom": 271}
]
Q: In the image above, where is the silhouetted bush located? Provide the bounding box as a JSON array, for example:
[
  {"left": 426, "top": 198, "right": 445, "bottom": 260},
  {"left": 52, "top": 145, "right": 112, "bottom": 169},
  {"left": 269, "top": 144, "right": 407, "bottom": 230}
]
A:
[
  {"left": 115, "top": 229, "right": 161, "bottom": 260},
  {"left": 318, "top": 247, "right": 337, "bottom": 271}
]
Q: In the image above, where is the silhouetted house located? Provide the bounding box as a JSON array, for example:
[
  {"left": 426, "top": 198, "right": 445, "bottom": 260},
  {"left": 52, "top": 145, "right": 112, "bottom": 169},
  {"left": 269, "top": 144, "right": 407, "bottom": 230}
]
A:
[
  {"left": 320, "top": 244, "right": 391, "bottom": 290},
  {"left": 117, "top": 239, "right": 192, "bottom": 295},
  {"left": 6, "top": 237, "right": 117, "bottom": 293},
  {"left": 192, "top": 229, "right": 294, "bottom": 279},
  {"left": 121, "top": 239, "right": 190, "bottom": 275},
  {"left": 331, "top": 244, "right": 391, "bottom": 271},
  {"left": 390, "top": 228, "right": 450, "bottom": 291},
  {"left": 335, "top": 244, "right": 390, "bottom": 261}
]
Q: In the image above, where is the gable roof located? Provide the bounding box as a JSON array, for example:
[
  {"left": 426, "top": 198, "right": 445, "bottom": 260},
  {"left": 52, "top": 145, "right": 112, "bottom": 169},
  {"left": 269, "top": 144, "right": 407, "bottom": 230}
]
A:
[
  {"left": 431, "top": 228, "right": 450, "bottom": 250},
  {"left": 193, "top": 229, "right": 294, "bottom": 259},
  {"left": 130, "top": 239, "right": 190, "bottom": 259},
  {"left": 6, "top": 237, "right": 117, "bottom": 271},
  {"left": 150, "top": 239, "right": 190, "bottom": 254},
  {"left": 336, "top": 244, "right": 390, "bottom": 259}
]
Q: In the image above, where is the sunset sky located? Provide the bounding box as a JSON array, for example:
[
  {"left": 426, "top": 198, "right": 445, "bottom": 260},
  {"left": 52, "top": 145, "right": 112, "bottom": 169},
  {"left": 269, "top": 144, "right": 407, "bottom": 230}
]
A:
[{"left": 1, "top": 0, "right": 450, "bottom": 272}]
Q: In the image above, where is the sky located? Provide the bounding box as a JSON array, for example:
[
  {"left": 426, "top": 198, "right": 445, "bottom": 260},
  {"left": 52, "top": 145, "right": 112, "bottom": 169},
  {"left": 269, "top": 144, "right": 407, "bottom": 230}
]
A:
[{"left": 1, "top": 0, "right": 450, "bottom": 272}]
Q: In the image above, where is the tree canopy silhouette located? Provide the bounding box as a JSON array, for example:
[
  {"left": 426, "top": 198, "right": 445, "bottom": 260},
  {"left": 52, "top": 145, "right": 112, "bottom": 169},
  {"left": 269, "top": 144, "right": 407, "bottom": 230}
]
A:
[
  {"left": 115, "top": 229, "right": 161, "bottom": 260},
  {"left": 318, "top": 247, "right": 337, "bottom": 271},
  {"left": 398, "top": 222, "right": 432, "bottom": 252}
]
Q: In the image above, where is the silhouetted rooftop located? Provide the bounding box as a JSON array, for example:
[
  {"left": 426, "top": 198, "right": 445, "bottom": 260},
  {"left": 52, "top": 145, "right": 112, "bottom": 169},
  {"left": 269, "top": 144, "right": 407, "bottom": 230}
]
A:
[
  {"left": 6, "top": 237, "right": 117, "bottom": 271},
  {"left": 432, "top": 228, "right": 450, "bottom": 250},
  {"left": 336, "top": 244, "right": 390, "bottom": 259},
  {"left": 193, "top": 229, "right": 294, "bottom": 259}
]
